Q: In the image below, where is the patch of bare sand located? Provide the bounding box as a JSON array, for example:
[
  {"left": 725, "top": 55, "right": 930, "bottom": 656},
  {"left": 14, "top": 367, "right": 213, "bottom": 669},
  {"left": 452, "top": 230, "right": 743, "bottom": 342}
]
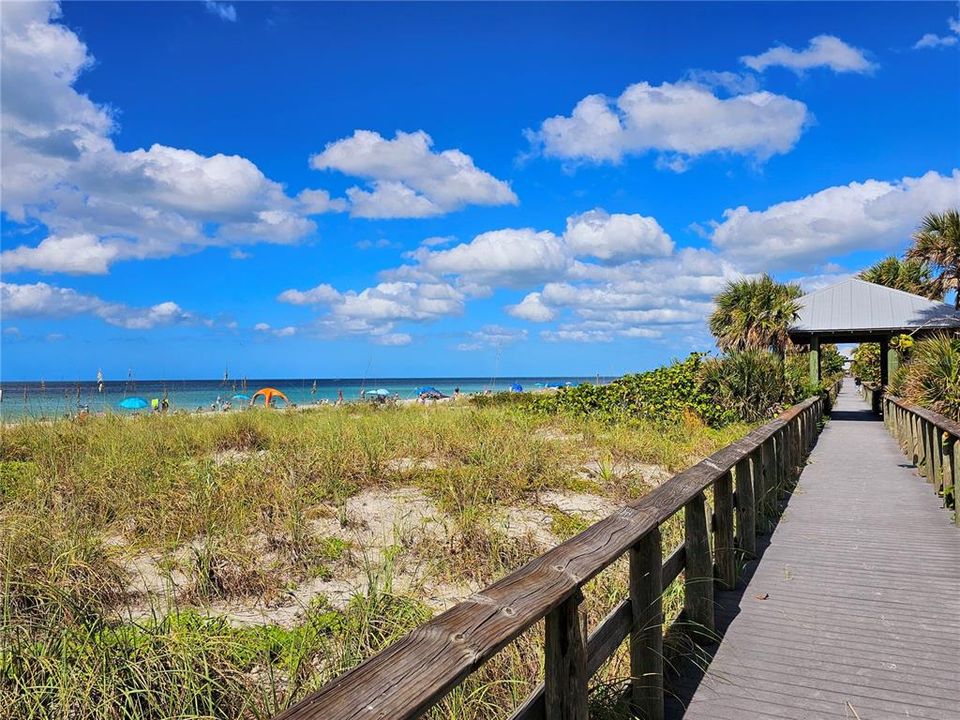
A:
[
  {"left": 580, "top": 459, "right": 672, "bottom": 485},
  {"left": 114, "top": 485, "right": 638, "bottom": 627}
]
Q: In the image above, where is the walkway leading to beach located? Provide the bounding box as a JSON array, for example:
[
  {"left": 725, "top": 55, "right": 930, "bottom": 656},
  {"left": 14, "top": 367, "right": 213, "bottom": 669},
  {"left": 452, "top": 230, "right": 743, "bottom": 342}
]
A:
[{"left": 676, "top": 383, "right": 960, "bottom": 719}]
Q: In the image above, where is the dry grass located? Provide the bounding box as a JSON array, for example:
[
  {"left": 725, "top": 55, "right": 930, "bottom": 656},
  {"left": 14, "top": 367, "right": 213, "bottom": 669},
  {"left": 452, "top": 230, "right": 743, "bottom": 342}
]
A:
[{"left": 0, "top": 401, "right": 749, "bottom": 719}]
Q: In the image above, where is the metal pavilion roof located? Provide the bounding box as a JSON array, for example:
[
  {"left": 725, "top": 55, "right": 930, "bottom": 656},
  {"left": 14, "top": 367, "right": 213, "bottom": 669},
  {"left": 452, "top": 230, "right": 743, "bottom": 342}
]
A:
[{"left": 790, "top": 278, "right": 960, "bottom": 337}]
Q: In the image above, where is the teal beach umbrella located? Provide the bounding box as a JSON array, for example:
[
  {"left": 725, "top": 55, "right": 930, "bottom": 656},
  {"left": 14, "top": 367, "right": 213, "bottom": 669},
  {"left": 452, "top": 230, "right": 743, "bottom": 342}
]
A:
[{"left": 118, "top": 397, "right": 149, "bottom": 410}]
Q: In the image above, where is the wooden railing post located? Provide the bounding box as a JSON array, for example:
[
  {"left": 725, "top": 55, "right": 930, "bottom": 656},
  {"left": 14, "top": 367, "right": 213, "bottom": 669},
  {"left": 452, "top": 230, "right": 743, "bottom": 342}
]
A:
[
  {"left": 912, "top": 413, "right": 922, "bottom": 468},
  {"left": 734, "top": 457, "right": 756, "bottom": 560},
  {"left": 953, "top": 439, "right": 960, "bottom": 527},
  {"left": 917, "top": 417, "right": 928, "bottom": 478},
  {"left": 630, "top": 529, "right": 663, "bottom": 720},
  {"left": 545, "top": 590, "right": 588, "bottom": 720},
  {"left": 713, "top": 471, "right": 736, "bottom": 589},
  {"left": 758, "top": 439, "right": 774, "bottom": 532},
  {"left": 942, "top": 435, "right": 955, "bottom": 507},
  {"left": 684, "top": 492, "right": 714, "bottom": 640},
  {"left": 927, "top": 421, "right": 940, "bottom": 484}
]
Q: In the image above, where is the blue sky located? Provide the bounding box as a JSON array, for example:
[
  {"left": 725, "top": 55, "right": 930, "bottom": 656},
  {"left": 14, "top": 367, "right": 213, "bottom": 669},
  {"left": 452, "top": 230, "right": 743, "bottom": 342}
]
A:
[{"left": 2, "top": 1, "right": 958, "bottom": 381}]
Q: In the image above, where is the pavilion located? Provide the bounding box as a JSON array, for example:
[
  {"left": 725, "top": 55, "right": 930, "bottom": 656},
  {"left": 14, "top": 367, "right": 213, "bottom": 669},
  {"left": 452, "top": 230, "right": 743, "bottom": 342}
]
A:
[{"left": 789, "top": 278, "right": 960, "bottom": 385}]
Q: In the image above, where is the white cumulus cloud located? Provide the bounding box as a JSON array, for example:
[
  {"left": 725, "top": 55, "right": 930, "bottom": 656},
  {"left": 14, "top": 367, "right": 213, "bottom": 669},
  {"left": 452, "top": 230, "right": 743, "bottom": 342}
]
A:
[
  {"left": 310, "top": 129, "right": 517, "bottom": 218},
  {"left": 1, "top": 281, "right": 198, "bottom": 329},
  {"left": 1, "top": 3, "right": 324, "bottom": 275},
  {"left": 913, "top": 16, "right": 960, "bottom": 49},
  {"left": 563, "top": 208, "right": 673, "bottom": 262},
  {"left": 741, "top": 35, "right": 877, "bottom": 74},
  {"left": 710, "top": 170, "right": 960, "bottom": 270},
  {"left": 506, "top": 292, "right": 556, "bottom": 322},
  {"left": 528, "top": 80, "right": 809, "bottom": 167}
]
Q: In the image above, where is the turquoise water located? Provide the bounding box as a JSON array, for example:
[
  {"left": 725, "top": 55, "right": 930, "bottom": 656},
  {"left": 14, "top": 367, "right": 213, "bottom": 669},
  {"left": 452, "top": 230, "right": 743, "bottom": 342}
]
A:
[{"left": 0, "top": 376, "right": 612, "bottom": 421}]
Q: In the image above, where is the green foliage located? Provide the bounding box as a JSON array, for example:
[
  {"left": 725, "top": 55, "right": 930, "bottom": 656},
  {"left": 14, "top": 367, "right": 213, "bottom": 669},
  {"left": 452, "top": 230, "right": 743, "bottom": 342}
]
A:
[
  {"left": 851, "top": 343, "right": 880, "bottom": 384},
  {"left": 529, "top": 353, "right": 727, "bottom": 425},
  {"left": 698, "top": 350, "right": 787, "bottom": 423},
  {"left": 892, "top": 333, "right": 960, "bottom": 420},
  {"left": 906, "top": 209, "right": 960, "bottom": 309},
  {"left": 708, "top": 274, "right": 802, "bottom": 354},
  {"left": 820, "top": 344, "right": 847, "bottom": 381},
  {"left": 858, "top": 256, "right": 943, "bottom": 299}
]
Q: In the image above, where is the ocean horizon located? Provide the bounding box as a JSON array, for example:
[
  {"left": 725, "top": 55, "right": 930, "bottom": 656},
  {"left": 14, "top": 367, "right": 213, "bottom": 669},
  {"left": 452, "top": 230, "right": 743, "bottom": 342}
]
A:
[{"left": 0, "top": 375, "right": 615, "bottom": 421}]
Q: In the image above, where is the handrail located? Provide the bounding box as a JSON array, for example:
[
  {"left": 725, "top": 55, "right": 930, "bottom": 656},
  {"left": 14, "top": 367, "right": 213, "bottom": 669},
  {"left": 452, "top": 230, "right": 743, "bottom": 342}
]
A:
[
  {"left": 876, "top": 392, "right": 959, "bottom": 526},
  {"left": 275, "top": 387, "right": 837, "bottom": 720}
]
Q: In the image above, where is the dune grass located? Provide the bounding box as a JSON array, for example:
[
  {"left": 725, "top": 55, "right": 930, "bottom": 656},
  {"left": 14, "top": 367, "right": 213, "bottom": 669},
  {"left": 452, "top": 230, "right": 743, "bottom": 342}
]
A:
[{"left": 1, "top": 401, "right": 749, "bottom": 719}]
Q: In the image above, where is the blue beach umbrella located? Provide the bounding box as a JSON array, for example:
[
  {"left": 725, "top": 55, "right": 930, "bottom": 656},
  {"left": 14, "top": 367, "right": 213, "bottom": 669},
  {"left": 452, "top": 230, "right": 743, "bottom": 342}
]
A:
[
  {"left": 118, "top": 397, "right": 149, "bottom": 410},
  {"left": 232, "top": 393, "right": 250, "bottom": 401},
  {"left": 510, "top": 383, "right": 523, "bottom": 393}
]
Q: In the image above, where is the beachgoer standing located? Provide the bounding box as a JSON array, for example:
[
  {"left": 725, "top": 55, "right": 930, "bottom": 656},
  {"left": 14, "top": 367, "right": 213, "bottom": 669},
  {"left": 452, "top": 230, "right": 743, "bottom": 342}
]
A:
[{"left": 336, "top": 389, "right": 344, "bottom": 406}]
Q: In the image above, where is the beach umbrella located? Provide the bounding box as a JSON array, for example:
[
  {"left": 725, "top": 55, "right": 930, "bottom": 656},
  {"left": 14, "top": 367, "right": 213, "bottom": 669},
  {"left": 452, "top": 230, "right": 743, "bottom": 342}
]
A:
[
  {"left": 510, "top": 383, "right": 523, "bottom": 393},
  {"left": 251, "top": 387, "right": 291, "bottom": 407},
  {"left": 370, "top": 388, "right": 390, "bottom": 396},
  {"left": 232, "top": 393, "right": 250, "bottom": 401},
  {"left": 118, "top": 397, "right": 149, "bottom": 410}
]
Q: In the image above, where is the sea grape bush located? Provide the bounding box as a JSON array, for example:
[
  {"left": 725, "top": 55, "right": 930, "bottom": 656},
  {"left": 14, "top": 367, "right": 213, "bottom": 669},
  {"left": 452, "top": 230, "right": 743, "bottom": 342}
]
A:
[
  {"left": 527, "top": 348, "right": 845, "bottom": 427},
  {"left": 528, "top": 353, "right": 729, "bottom": 426}
]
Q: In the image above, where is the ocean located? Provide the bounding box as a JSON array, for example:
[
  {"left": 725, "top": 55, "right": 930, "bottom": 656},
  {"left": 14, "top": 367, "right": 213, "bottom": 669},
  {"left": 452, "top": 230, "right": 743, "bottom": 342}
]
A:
[{"left": 0, "top": 376, "right": 614, "bottom": 422}]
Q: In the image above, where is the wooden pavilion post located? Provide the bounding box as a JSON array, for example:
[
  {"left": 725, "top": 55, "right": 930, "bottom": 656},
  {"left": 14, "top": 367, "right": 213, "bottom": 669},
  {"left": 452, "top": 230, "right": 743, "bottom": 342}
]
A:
[
  {"left": 809, "top": 334, "right": 821, "bottom": 386},
  {"left": 879, "top": 337, "right": 890, "bottom": 387}
]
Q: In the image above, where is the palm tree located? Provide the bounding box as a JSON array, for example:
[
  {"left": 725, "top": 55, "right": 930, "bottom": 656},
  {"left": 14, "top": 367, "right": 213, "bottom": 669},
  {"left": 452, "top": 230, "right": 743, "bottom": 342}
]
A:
[
  {"left": 905, "top": 209, "right": 960, "bottom": 308},
  {"left": 709, "top": 274, "right": 802, "bottom": 355},
  {"left": 857, "top": 256, "right": 943, "bottom": 299}
]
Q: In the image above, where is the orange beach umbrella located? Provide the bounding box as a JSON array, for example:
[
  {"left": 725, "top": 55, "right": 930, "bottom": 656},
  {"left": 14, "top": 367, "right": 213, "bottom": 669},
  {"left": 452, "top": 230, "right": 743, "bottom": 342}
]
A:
[{"left": 250, "top": 387, "right": 290, "bottom": 407}]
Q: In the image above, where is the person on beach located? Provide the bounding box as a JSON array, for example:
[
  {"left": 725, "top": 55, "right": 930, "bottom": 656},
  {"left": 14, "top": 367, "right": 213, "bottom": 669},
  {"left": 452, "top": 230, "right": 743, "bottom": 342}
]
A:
[{"left": 336, "top": 389, "right": 344, "bottom": 406}]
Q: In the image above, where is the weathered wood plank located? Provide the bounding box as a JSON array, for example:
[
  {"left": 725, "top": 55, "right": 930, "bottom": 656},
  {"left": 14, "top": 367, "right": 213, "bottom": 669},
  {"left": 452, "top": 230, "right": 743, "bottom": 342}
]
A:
[
  {"left": 662, "top": 543, "right": 685, "bottom": 587},
  {"left": 544, "top": 590, "right": 588, "bottom": 720},
  {"left": 713, "top": 472, "right": 736, "bottom": 589},
  {"left": 684, "top": 492, "right": 714, "bottom": 641},
  {"left": 631, "top": 528, "right": 663, "bottom": 720},
  {"left": 734, "top": 457, "right": 756, "bottom": 559}
]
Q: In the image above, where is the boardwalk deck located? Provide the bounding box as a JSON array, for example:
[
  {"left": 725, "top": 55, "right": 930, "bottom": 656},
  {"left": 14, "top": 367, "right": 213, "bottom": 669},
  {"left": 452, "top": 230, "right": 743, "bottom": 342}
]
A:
[{"left": 675, "top": 382, "right": 960, "bottom": 719}]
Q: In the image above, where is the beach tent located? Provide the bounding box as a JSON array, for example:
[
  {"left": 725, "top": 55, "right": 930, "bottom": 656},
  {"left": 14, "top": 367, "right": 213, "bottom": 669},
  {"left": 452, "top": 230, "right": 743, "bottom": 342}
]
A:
[
  {"left": 510, "top": 383, "right": 523, "bottom": 393},
  {"left": 416, "top": 386, "right": 448, "bottom": 399},
  {"left": 118, "top": 397, "right": 149, "bottom": 410},
  {"left": 250, "top": 387, "right": 291, "bottom": 407}
]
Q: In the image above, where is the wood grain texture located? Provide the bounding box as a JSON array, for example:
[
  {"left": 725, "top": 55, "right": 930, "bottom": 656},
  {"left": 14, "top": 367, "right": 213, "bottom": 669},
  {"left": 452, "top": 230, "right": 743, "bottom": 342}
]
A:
[
  {"left": 734, "top": 457, "right": 756, "bottom": 560},
  {"left": 712, "top": 472, "right": 735, "bottom": 589},
  {"left": 680, "top": 382, "right": 960, "bottom": 720},
  {"left": 544, "top": 590, "right": 588, "bottom": 720},
  {"left": 631, "top": 529, "right": 664, "bottom": 720},
  {"left": 683, "top": 493, "right": 714, "bottom": 640},
  {"left": 272, "top": 397, "right": 822, "bottom": 720}
]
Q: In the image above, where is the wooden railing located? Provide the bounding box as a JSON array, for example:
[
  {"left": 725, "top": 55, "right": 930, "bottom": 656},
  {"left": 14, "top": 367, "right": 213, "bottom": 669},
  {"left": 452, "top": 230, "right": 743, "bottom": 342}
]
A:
[
  {"left": 275, "top": 392, "right": 836, "bottom": 720},
  {"left": 859, "top": 381, "right": 883, "bottom": 414},
  {"left": 879, "top": 393, "right": 959, "bottom": 526}
]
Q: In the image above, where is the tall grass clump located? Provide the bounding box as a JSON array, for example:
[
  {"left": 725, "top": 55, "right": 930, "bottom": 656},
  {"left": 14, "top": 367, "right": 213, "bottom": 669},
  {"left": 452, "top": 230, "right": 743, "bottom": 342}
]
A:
[
  {"left": 890, "top": 333, "right": 960, "bottom": 420},
  {"left": 1, "top": 388, "right": 762, "bottom": 719}
]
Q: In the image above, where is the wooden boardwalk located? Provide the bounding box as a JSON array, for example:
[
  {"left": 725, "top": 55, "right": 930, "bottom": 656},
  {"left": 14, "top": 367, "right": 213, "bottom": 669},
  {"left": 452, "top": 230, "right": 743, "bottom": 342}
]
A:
[{"left": 676, "top": 382, "right": 960, "bottom": 719}]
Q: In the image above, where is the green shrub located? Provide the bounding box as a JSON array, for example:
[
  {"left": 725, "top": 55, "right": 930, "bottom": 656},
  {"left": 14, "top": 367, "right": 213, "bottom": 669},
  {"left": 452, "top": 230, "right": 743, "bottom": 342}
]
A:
[
  {"left": 893, "top": 334, "right": 960, "bottom": 420},
  {"left": 851, "top": 343, "right": 880, "bottom": 384},
  {"left": 699, "top": 350, "right": 788, "bottom": 423},
  {"left": 529, "top": 353, "right": 727, "bottom": 425}
]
